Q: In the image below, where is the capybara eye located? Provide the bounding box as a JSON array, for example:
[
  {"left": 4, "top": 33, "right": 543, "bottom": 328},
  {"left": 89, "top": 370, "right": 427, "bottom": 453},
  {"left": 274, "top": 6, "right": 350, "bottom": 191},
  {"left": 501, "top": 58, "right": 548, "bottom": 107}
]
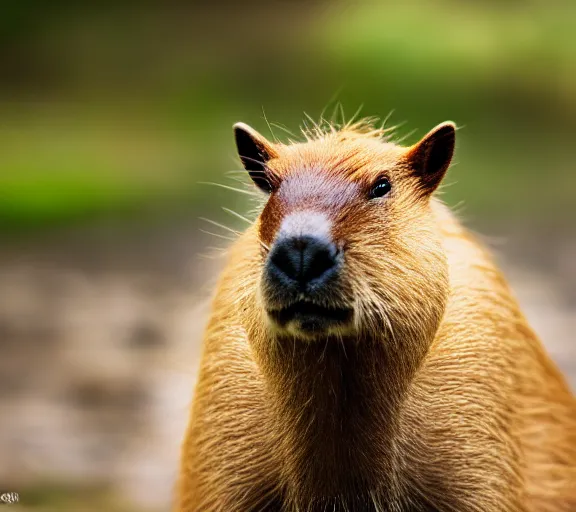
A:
[{"left": 369, "top": 178, "right": 391, "bottom": 199}]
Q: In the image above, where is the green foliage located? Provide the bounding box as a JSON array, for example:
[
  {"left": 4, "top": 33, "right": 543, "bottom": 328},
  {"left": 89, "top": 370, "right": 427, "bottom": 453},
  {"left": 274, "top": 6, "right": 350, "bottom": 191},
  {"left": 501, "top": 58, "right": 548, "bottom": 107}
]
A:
[{"left": 1, "top": 0, "right": 575, "bottom": 230}]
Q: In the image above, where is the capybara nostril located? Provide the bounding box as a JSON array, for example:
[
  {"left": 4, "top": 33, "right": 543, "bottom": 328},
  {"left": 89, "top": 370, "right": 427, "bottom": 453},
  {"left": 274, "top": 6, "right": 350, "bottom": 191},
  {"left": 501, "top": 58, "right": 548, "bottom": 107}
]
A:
[{"left": 268, "top": 235, "right": 338, "bottom": 287}]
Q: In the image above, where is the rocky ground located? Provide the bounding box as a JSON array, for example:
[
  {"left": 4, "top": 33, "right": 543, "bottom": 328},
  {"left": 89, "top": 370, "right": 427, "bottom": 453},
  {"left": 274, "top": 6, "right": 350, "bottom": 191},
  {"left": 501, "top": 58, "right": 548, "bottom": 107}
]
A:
[{"left": 0, "top": 219, "right": 574, "bottom": 511}]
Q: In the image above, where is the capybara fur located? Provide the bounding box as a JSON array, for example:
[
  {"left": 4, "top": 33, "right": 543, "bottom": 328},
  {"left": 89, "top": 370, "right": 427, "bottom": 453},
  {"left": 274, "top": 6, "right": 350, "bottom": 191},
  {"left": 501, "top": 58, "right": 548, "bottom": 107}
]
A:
[{"left": 176, "top": 118, "right": 576, "bottom": 511}]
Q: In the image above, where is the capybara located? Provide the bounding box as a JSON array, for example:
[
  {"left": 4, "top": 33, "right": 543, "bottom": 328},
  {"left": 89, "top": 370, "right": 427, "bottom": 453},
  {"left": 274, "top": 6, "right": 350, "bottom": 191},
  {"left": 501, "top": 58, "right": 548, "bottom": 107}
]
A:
[{"left": 176, "top": 118, "right": 576, "bottom": 511}]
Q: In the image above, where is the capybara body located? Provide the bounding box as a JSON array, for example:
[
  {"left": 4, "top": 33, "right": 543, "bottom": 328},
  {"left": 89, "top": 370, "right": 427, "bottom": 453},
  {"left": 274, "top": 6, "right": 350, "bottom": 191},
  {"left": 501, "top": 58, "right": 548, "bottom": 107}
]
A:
[{"left": 177, "top": 119, "right": 576, "bottom": 511}]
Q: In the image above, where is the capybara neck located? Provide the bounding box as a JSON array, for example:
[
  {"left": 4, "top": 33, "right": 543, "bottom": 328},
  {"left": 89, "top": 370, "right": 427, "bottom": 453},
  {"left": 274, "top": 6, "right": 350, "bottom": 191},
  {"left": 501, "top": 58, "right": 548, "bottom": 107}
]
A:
[{"left": 263, "top": 334, "right": 407, "bottom": 500}]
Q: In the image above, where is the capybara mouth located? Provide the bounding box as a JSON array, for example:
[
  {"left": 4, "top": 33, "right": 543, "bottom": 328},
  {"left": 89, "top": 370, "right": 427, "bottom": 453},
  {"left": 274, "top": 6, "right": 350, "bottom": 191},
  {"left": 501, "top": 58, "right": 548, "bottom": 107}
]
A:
[{"left": 268, "top": 301, "right": 354, "bottom": 335}]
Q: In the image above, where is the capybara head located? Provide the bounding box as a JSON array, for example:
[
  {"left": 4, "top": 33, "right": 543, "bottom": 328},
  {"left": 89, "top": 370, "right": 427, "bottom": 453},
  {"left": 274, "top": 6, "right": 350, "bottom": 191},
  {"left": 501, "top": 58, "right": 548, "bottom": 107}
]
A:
[{"left": 234, "top": 119, "right": 455, "bottom": 349}]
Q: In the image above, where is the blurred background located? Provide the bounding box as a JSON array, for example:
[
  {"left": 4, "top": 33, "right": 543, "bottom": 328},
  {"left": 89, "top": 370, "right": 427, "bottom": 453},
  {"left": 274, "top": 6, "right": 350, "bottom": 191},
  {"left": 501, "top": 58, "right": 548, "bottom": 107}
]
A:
[{"left": 0, "top": 0, "right": 575, "bottom": 510}]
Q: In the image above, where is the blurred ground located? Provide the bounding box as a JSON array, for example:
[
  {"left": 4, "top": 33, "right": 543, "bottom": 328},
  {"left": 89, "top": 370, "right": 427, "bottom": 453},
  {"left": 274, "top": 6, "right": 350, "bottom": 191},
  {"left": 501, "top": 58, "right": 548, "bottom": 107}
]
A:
[
  {"left": 0, "top": 218, "right": 574, "bottom": 511},
  {"left": 0, "top": 221, "right": 213, "bottom": 511}
]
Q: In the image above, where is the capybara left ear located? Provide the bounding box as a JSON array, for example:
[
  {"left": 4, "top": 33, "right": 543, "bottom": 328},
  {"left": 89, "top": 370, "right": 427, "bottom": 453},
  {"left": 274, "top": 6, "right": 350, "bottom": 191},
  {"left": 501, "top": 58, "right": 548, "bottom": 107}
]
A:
[
  {"left": 405, "top": 121, "right": 456, "bottom": 195},
  {"left": 234, "top": 123, "right": 279, "bottom": 193}
]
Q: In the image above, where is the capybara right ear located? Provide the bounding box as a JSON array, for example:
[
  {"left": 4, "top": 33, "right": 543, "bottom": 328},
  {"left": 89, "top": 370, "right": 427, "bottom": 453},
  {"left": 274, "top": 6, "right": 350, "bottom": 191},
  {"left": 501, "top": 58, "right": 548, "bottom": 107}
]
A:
[
  {"left": 234, "top": 123, "right": 279, "bottom": 193},
  {"left": 405, "top": 121, "right": 456, "bottom": 196}
]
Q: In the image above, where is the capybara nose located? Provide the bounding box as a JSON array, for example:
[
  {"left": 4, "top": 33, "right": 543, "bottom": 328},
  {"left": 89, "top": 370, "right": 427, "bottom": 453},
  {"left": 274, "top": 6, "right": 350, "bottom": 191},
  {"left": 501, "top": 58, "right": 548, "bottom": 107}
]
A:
[{"left": 268, "top": 235, "right": 339, "bottom": 287}]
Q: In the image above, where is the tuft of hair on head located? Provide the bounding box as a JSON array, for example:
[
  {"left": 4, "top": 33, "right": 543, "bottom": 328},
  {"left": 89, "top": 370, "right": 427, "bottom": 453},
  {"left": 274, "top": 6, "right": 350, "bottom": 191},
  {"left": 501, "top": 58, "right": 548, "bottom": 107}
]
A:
[{"left": 300, "top": 114, "right": 397, "bottom": 143}]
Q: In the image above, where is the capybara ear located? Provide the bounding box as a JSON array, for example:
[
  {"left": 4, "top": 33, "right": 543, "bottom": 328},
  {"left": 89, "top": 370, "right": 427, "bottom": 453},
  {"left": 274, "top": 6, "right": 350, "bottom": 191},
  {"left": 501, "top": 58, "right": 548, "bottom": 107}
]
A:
[
  {"left": 234, "top": 123, "right": 279, "bottom": 193},
  {"left": 404, "top": 121, "right": 456, "bottom": 195}
]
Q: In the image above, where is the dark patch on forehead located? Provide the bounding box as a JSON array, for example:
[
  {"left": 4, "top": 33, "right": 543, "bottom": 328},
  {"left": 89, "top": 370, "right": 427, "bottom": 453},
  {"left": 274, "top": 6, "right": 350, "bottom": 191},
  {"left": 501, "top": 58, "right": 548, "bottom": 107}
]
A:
[
  {"left": 277, "top": 169, "right": 360, "bottom": 210},
  {"left": 258, "top": 170, "right": 360, "bottom": 247}
]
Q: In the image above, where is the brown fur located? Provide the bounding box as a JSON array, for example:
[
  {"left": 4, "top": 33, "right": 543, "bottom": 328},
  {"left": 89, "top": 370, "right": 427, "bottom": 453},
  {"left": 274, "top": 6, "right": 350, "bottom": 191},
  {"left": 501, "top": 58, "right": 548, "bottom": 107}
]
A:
[{"left": 176, "top": 119, "right": 576, "bottom": 511}]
